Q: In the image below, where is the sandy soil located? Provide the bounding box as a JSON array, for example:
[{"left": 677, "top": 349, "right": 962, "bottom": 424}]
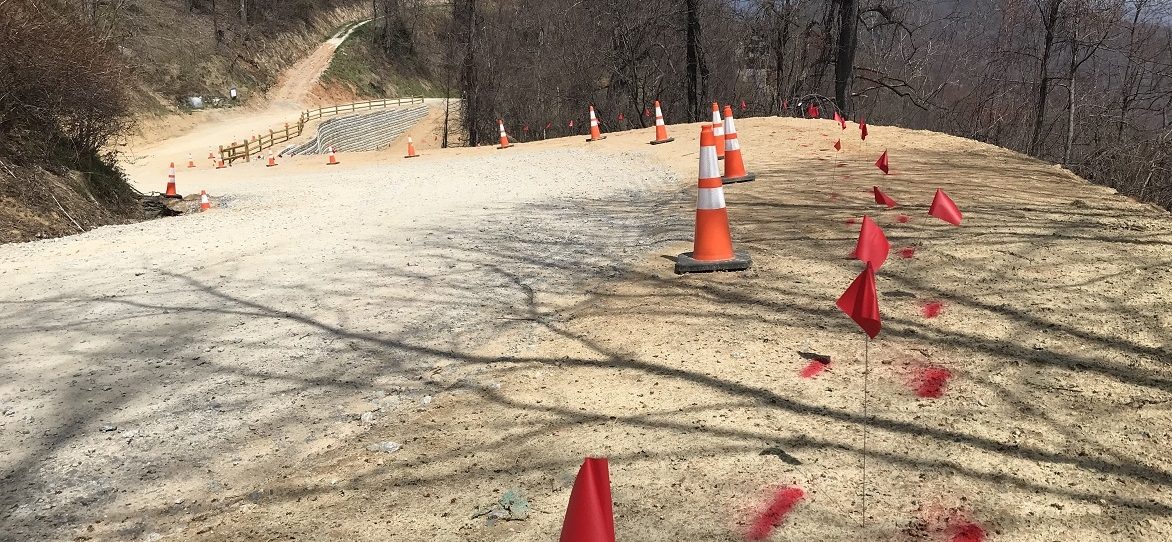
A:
[{"left": 3, "top": 113, "right": 1171, "bottom": 542}]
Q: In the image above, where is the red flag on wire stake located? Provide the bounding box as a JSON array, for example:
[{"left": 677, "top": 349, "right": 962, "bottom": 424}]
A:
[
  {"left": 875, "top": 150, "right": 890, "bottom": 174},
  {"left": 741, "top": 99, "right": 747, "bottom": 112},
  {"left": 644, "top": 107, "right": 651, "bottom": 117},
  {"left": 929, "top": 189, "right": 964, "bottom": 225},
  {"left": 617, "top": 113, "right": 624, "bottom": 121},
  {"left": 559, "top": 457, "right": 615, "bottom": 542},
  {"left": 837, "top": 262, "right": 881, "bottom": 339},
  {"left": 873, "top": 186, "right": 897, "bottom": 208},
  {"left": 853, "top": 216, "right": 890, "bottom": 270},
  {"left": 834, "top": 139, "right": 842, "bottom": 152},
  {"left": 860, "top": 118, "right": 868, "bottom": 140}
]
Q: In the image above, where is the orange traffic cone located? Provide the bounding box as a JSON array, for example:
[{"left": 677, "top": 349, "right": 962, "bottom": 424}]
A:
[
  {"left": 163, "top": 162, "right": 180, "bottom": 199},
  {"left": 199, "top": 190, "right": 211, "bottom": 211},
  {"left": 711, "top": 102, "right": 726, "bottom": 160},
  {"left": 720, "top": 105, "right": 756, "bottom": 184},
  {"left": 649, "top": 100, "right": 674, "bottom": 145},
  {"left": 586, "top": 106, "right": 606, "bottom": 142},
  {"left": 186, "top": 153, "right": 196, "bottom": 168},
  {"left": 405, "top": 135, "right": 419, "bottom": 158},
  {"left": 207, "top": 148, "right": 215, "bottom": 160},
  {"left": 266, "top": 151, "right": 278, "bottom": 167},
  {"left": 497, "top": 120, "right": 511, "bottom": 149},
  {"left": 215, "top": 158, "right": 226, "bottom": 169},
  {"left": 558, "top": 458, "right": 615, "bottom": 542},
  {"left": 326, "top": 146, "right": 339, "bottom": 165},
  {"left": 675, "top": 125, "right": 750, "bottom": 273}
]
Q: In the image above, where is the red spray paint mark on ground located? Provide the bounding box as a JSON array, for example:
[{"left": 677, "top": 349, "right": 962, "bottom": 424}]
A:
[
  {"left": 845, "top": 217, "right": 859, "bottom": 226},
  {"left": 897, "top": 214, "right": 911, "bottom": 223},
  {"left": 800, "top": 358, "right": 830, "bottom": 378},
  {"left": 914, "top": 366, "right": 954, "bottom": 398},
  {"left": 922, "top": 301, "right": 944, "bottom": 318},
  {"left": 951, "top": 522, "right": 987, "bottom": 542},
  {"left": 899, "top": 246, "right": 916, "bottom": 259},
  {"left": 746, "top": 486, "right": 805, "bottom": 541}
]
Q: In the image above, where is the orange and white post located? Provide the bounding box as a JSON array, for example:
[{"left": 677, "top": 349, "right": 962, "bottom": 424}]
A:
[
  {"left": 720, "top": 105, "right": 756, "bottom": 184},
  {"left": 405, "top": 135, "right": 419, "bottom": 158},
  {"left": 587, "top": 106, "right": 605, "bottom": 141},
  {"left": 674, "top": 125, "right": 751, "bottom": 273},
  {"left": 649, "top": 100, "right": 674, "bottom": 145},
  {"left": 711, "top": 102, "right": 726, "bottom": 160}
]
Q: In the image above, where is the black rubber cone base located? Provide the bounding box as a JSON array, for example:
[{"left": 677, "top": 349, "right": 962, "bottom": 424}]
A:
[
  {"left": 649, "top": 137, "right": 675, "bottom": 145},
  {"left": 722, "top": 173, "right": 757, "bottom": 185},
  {"left": 585, "top": 136, "right": 608, "bottom": 142},
  {"left": 674, "top": 251, "right": 752, "bottom": 274}
]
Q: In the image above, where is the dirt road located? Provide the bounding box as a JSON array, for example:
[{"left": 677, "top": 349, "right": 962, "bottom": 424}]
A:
[{"left": 4, "top": 115, "right": 1172, "bottom": 541}]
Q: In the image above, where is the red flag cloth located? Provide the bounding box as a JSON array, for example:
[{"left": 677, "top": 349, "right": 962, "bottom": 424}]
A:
[
  {"left": 546, "top": 122, "right": 553, "bottom": 129},
  {"left": 523, "top": 124, "right": 529, "bottom": 132},
  {"left": 853, "top": 215, "right": 890, "bottom": 270},
  {"left": 840, "top": 116, "right": 847, "bottom": 130},
  {"left": 782, "top": 99, "right": 789, "bottom": 111},
  {"left": 860, "top": 118, "right": 868, "bottom": 140},
  {"left": 929, "top": 189, "right": 964, "bottom": 225},
  {"left": 806, "top": 103, "right": 817, "bottom": 118},
  {"left": 833, "top": 111, "right": 843, "bottom": 126},
  {"left": 875, "top": 150, "right": 889, "bottom": 174},
  {"left": 569, "top": 120, "right": 575, "bottom": 127},
  {"left": 873, "top": 186, "right": 897, "bottom": 208},
  {"left": 740, "top": 99, "right": 747, "bottom": 111},
  {"left": 559, "top": 458, "right": 615, "bottom": 542},
  {"left": 837, "top": 262, "right": 881, "bottom": 339},
  {"left": 746, "top": 486, "right": 806, "bottom": 541},
  {"left": 644, "top": 107, "right": 651, "bottom": 117},
  {"left": 617, "top": 113, "right": 624, "bottom": 121},
  {"left": 834, "top": 140, "right": 842, "bottom": 152}
]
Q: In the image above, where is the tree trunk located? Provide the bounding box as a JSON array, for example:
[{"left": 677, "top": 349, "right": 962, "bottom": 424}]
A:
[
  {"left": 1063, "top": 30, "right": 1077, "bottom": 166},
  {"left": 834, "top": 0, "right": 858, "bottom": 116},
  {"left": 1029, "top": 0, "right": 1063, "bottom": 156},
  {"left": 685, "top": 0, "right": 701, "bottom": 121}
]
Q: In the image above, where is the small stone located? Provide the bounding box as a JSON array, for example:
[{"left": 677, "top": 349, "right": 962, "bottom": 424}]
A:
[
  {"left": 99, "top": 425, "right": 117, "bottom": 432},
  {"left": 421, "top": 395, "right": 433, "bottom": 405},
  {"left": 366, "top": 441, "right": 401, "bottom": 453},
  {"left": 360, "top": 411, "right": 375, "bottom": 423}
]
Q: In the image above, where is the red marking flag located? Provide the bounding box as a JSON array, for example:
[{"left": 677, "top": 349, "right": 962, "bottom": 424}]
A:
[
  {"left": 837, "top": 262, "right": 881, "bottom": 339},
  {"left": 834, "top": 139, "right": 842, "bottom": 152},
  {"left": 741, "top": 99, "right": 747, "bottom": 112},
  {"left": 873, "top": 186, "right": 897, "bottom": 208},
  {"left": 853, "top": 216, "right": 890, "bottom": 270},
  {"left": 559, "top": 458, "right": 615, "bottom": 542},
  {"left": 860, "top": 118, "right": 868, "bottom": 140},
  {"left": 929, "top": 189, "right": 963, "bottom": 225},
  {"left": 875, "top": 150, "right": 890, "bottom": 174}
]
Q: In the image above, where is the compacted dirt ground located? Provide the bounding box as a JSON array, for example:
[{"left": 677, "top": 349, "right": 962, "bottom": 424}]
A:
[{"left": 2, "top": 116, "right": 1171, "bottom": 542}]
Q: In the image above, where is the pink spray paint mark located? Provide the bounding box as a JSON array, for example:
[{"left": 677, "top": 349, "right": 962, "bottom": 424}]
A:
[
  {"left": 922, "top": 301, "right": 944, "bottom": 318},
  {"left": 746, "top": 486, "right": 805, "bottom": 541},
  {"left": 914, "top": 366, "right": 954, "bottom": 398},
  {"left": 898, "top": 247, "right": 916, "bottom": 259},
  {"left": 897, "top": 214, "right": 911, "bottom": 223},
  {"left": 800, "top": 358, "right": 830, "bottom": 378},
  {"left": 951, "top": 522, "right": 987, "bottom": 542}
]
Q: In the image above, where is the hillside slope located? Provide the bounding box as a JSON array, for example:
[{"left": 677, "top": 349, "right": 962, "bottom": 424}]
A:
[{"left": 1, "top": 117, "right": 1170, "bottom": 540}]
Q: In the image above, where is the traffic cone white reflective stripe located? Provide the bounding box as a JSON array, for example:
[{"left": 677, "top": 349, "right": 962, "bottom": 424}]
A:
[
  {"left": 199, "top": 190, "right": 211, "bottom": 211},
  {"left": 650, "top": 100, "right": 673, "bottom": 144},
  {"left": 711, "top": 102, "right": 726, "bottom": 159},
  {"left": 164, "top": 162, "right": 179, "bottom": 198},
  {"left": 326, "top": 146, "right": 339, "bottom": 165},
  {"left": 721, "top": 104, "right": 756, "bottom": 184}
]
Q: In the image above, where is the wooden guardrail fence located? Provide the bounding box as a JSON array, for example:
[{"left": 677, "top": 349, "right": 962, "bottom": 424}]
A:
[{"left": 217, "top": 97, "right": 425, "bottom": 165}]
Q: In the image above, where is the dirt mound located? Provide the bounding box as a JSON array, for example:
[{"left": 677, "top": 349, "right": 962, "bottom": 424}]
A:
[{"left": 0, "top": 158, "right": 143, "bottom": 244}]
